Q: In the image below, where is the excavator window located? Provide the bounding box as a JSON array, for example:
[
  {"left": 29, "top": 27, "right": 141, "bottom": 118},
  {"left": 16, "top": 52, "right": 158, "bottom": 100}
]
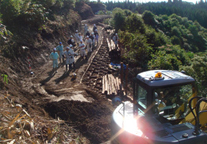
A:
[
  {"left": 136, "top": 85, "right": 147, "bottom": 110},
  {"left": 153, "top": 84, "right": 193, "bottom": 122}
]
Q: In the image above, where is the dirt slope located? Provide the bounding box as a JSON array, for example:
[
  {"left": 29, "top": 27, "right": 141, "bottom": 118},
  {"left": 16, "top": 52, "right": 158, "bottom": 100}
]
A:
[{"left": 0, "top": 14, "right": 117, "bottom": 144}]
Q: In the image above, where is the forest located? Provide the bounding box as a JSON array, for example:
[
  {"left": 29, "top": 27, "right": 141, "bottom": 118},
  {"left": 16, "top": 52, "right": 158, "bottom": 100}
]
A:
[
  {"left": 104, "top": 1, "right": 207, "bottom": 29},
  {"left": 103, "top": 5, "right": 207, "bottom": 97}
]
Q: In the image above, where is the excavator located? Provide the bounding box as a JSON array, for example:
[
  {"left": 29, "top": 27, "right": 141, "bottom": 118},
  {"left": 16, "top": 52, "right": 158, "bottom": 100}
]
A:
[{"left": 111, "top": 70, "right": 207, "bottom": 144}]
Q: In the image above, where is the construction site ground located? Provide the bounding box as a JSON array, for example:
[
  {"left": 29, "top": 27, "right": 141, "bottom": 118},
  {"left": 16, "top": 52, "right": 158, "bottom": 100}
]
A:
[{"left": 0, "top": 15, "right": 134, "bottom": 144}]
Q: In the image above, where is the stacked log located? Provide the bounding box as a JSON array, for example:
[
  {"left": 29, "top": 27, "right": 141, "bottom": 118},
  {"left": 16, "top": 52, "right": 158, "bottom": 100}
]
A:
[
  {"left": 107, "top": 38, "right": 117, "bottom": 52},
  {"left": 102, "top": 74, "right": 123, "bottom": 95}
]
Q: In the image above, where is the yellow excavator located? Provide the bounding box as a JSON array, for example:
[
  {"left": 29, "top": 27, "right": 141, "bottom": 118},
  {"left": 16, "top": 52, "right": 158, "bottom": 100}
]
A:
[{"left": 111, "top": 70, "right": 207, "bottom": 144}]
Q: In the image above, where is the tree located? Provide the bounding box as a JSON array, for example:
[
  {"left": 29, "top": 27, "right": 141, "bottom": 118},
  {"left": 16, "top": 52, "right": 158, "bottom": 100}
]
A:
[
  {"left": 148, "top": 50, "right": 182, "bottom": 70},
  {"left": 125, "top": 14, "right": 145, "bottom": 34},
  {"left": 181, "top": 55, "right": 207, "bottom": 96},
  {"left": 142, "top": 10, "right": 155, "bottom": 26}
]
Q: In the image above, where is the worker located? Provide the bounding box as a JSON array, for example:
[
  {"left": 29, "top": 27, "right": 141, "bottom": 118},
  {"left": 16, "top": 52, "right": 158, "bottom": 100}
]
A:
[
  {"left": 85, "top": 36, "right": 92, "bottom": 53},
  {"left": 70, "top": 44, "right": 77, "bottom": 68},
  {"left": 85, "top": 30, "right": 90, "bottom": 38},
  {"left": 84, "top": 24, "right": 88, "bottom": 37},
  {"left": 75, "top": 30, "right": 80, "bottom": 44},
  {"left": 93, "top": 24, "right": 97, "bottom": 32},
  {"left": 94, "top": 29, "right": 99, "bottom": 46},
  {"left": 50, "top": 48, "right": 59, "bottom": 72},
  {"left": 113, "top": 33, "right": 119, "bottom": 48},
  {"left": 56, "top": 42, "right": 64, "bottom": 63},
  {"left": 79, "top": 33, "right": 83, "bottom": 42},
  {"left": 90, "top": 32, "right": 95, "bottom": 48},
  {"left": 64, "top": 45, "right": 76, "bottom": 71},
  {"left": 79, "top": 40, "right": 87, "bottom": 59},
  {"left": 68, "top": 35, "right": 76, "bottom": 47}
]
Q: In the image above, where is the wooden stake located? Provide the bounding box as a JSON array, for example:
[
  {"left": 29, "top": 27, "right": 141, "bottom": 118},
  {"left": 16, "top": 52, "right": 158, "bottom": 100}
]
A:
[
  {"left": 102, "top": 76, "right": 105, "bottom": 94},
  {"left": 125, "top": 64, "right": 128, "bottom": 95},
  {"left": 120, "top": 62, "right": 123, "bottom": 84}
]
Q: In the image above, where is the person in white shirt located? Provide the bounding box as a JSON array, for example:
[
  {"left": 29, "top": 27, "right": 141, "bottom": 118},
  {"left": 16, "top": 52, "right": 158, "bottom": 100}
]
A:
[
  {"left": 79, "top": 33, "right": 83, "bottom": 42},
  {"left": 75, "top": 30, "right": 80, "bottom": 44},
  {"left": 113, "top": 33, "right": 119, "bottom": 48},
  {"left": 93, "top": 24, "right": 97, "bottom": 32},
  {"left": 79, "top": 40, "right": 87, "bottom": 59},
  {"left": 91, "top": 32, "right": 96, "bottom": 48},
  {"left": 50, "top": 48, "right": 59, "bottom": 72},
  {"left": 64, "top": 45, "right": 76, "bottom": 71},
  {"left": 85, "top": 36, "right": 92, "bottom": 53},
  {"left": 56, "top": 42, "right": 64, "bottom": 63},
  {"left": 94, "top": 29, "right": 99, "bottom": 46},
  {"left": 84, "top": 24, "right": 88, "bottom": 37}
]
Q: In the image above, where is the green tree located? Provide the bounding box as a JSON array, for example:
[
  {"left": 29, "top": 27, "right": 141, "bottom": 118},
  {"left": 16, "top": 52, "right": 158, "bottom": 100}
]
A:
[
  {"left": 148, "top": 50, "right": 182, "bottom": 70},
  {"left": 119, "top": 30, "right": 152, "bottom": 68},
  {"left": 142, "top": 10, "right": 155, "bottom": 26},
  {"left": 125, "top": 14, "right": 145, "bottom": 34},
  {"left": 181, "top": 55, "right": 207, "bottom": 96},
  {"left": 0, "top": 0, "right": 21, "bottom": 25},
  {"left": 111, "top": 8, "right": 126, "bottom": 31}
]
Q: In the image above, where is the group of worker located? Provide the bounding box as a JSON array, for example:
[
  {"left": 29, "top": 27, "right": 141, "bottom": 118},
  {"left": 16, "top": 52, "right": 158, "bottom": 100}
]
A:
[
  {"left": 49, "top": 42, "right": 77, "bottom": 73},
  {"left": 49, "top": 24, "right": 100, "bottom": 73}
]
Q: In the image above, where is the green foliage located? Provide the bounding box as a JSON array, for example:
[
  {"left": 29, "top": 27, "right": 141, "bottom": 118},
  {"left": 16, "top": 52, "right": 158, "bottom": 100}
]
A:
[
  {"left": 145, "top": 27, "right": 167, "bottom": 48},
  {"left": 17, "top": 3, "right": 48, "bottom": 29},
  {"left": 124, "top": 9, "right": 133, "bottom": 16},
  {"left": 148, "top": 45, "right": 191, "bottom": 70},
  {"left": 171, "top": 26, "right": 181, "bottom": 37},
  {"left": 36, "top": 0, "right": 56, "bottom": 8},
  {"left": 63, "top": 0, "right": 75, "bottom": 9},
  {"left": 171, "top": 36, "right": 181, "bottom": 45},
  {"left": 119, "top": 30, "right": 152, "bottom": 68},
  {"left": 180, "top": 55, "right": 207, "bottom": 96},
  {"left": 0, "top": 0, "right": 22, "bottom": 25},
  {"left": 148, "top": 50, "right": 182, "bottom": 70},
  {"left": 142, "top": 10, "right": 155, "bottom": 26},
  {"left": 124, "top": 14, "right": 145, "bottom": 34},
  {"left": 111, "top": 8, "right": 126, "bottom": 31}
]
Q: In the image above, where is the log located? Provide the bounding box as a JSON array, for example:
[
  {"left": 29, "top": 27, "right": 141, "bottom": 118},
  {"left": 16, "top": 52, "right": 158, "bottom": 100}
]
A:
[
  {"left": 113, "top": 75, "right": 117, "bottom": 95},
  {"left": 104, "top": 75, "right": 108, "bottom": 94},
  {"left": 111, "top": 39, "right": 115, "bottom": 50},
  {"left": 106, "top": 38, "right": 111, "bottom": 52},
  {"left": 106, "top": 75, "right": 109, "bottom": 95},
  {"left": 109, "top": 74, "right": 114, "bottom": 95},
  {"left": 108, "top": 74, "right": 111, "bottom": 95},
  {"left": 114, "top": 77, "right": 119, "bottom": 93},
  {"left": 102, "top": 76, "right": 105, "bottom": 94}
]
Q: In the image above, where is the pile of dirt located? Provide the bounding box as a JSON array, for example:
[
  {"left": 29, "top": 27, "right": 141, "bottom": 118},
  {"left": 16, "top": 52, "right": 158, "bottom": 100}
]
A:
[
  {"left": 75, "top": 2, "right": 95, "bottom": 20},
  {"left": 43, "top": 92, "right": 114, "bottom": 143}
]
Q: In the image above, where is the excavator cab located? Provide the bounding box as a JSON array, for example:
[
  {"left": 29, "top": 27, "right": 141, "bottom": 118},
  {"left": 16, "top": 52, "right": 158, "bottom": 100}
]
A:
[
  {"left": 133, "top": 70, "right": 195, "bottom": 124},
  {"left": 111, "top": 70, "right": 207, "bottom": 144}
]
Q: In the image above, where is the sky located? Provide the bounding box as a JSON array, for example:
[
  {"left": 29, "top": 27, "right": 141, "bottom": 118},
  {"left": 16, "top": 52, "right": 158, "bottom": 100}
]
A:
[{"left": 99, "top": 0, "right": 199, "bottom": 4}]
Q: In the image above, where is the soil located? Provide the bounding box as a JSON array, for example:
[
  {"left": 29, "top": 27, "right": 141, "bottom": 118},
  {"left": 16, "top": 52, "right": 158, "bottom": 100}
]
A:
[{"left": 0, "top": 15, "right": 123, "bottom": 144}]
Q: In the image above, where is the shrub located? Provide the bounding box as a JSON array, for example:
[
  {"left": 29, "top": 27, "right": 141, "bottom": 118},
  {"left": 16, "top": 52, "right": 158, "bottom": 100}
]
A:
[
  {"left": 148, "top": 51, "right": 182, "bottom": 70},
  {"left": 142, "top": 10, "right": 155, "bottom": 26},
  {"left": 125, "top": 14, "right": 145, "bottom": 34}
]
